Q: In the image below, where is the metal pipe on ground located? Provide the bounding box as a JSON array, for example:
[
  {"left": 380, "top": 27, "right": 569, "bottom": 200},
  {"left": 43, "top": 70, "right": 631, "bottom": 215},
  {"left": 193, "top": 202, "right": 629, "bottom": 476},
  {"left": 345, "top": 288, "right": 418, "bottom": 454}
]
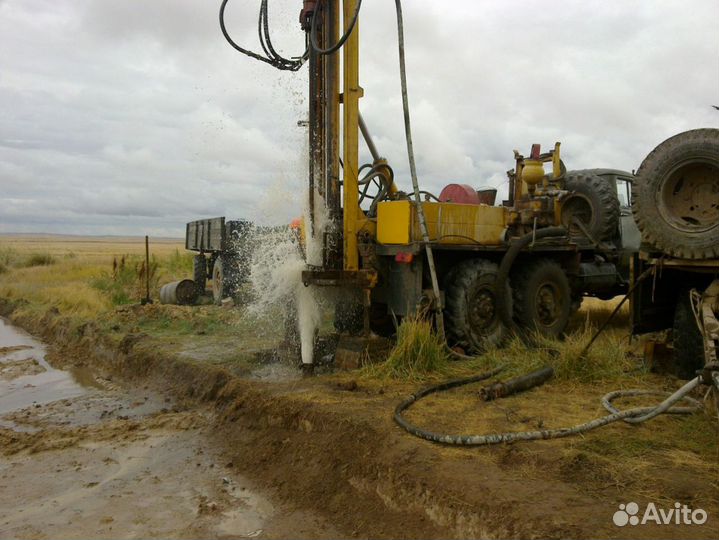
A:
[
  {"left": 479, "top": 366, "right": 555, "bottom": 401},
  {"left": 160, "top": 280, "right": 199, "bottom": 306}
]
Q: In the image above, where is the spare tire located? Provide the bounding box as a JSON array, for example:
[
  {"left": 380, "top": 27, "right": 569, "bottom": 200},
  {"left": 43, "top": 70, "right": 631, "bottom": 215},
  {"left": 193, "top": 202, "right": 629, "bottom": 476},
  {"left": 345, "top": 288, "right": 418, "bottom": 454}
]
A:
[
  {"left": 560, "top": 170, "right": 620, "bottom": 242},
  {"left": 633, "top": 128, "right": 719, "bottom": 259}
]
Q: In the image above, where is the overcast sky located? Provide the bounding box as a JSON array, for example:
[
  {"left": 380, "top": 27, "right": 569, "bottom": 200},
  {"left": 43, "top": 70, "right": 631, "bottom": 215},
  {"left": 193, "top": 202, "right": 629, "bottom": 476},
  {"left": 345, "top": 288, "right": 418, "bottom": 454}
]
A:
[{"left": 1, "top": 0, "right": 717, "bottom": 237}]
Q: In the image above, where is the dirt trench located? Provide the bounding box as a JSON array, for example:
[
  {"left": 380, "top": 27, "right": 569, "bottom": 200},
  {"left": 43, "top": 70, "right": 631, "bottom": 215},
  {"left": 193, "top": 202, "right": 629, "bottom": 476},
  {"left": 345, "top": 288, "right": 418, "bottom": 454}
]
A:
[
  {"left": 1, "top": 302, "right": 718, "bottom": 539},
  {"left": 0, "top": 317, "right": 341, "bottom": 540}
]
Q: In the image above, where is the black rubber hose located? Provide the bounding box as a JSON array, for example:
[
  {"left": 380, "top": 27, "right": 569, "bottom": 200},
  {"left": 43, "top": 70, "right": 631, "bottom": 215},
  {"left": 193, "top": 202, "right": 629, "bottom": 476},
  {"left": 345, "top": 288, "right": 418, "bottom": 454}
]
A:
[
  {"left": 495, "top": 226, "right": 568, "bottom": 331},
  {"left": 310, "top": 0, "right": 363, "bottom": 55},
  {"left": 393, "top": 366, "right": 506, "bottom": 444},
  {"left": 220, "top": 0, "right": 306, "bottom": 71}
]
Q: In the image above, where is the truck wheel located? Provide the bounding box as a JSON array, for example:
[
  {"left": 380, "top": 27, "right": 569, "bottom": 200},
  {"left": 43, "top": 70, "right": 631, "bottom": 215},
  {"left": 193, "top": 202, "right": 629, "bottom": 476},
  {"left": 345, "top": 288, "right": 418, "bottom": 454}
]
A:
[
  {"left": 673, "top": 291, "right": 704, "bottom": 379},
  {"left": 193, "top": 255, "right": 207, "bottom": 295},
  {"left": 560, "top": 171, "right": 620, "bottom": 241},
  {"left": 633, "top": 128, "right": 719, "bottom": 259},
  {"left": 445, "top": 258, "right": 509, "bottom": 352},
  {"left": 211, "top": 256, "right": 239, "bottom": 304},
  {"left": 512, "top": 259, "right": 571, "bottom": 338}
]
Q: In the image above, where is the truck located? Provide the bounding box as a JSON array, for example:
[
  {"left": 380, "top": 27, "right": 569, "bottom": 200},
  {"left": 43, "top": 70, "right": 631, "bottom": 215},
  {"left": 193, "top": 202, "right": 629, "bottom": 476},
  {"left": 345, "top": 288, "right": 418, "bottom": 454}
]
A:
[
  {"left": 213, "top": 0, "right": 654, "bottom": 366},
  {"left": 629, "top": 128, "right": 719, "bottom": 378}
]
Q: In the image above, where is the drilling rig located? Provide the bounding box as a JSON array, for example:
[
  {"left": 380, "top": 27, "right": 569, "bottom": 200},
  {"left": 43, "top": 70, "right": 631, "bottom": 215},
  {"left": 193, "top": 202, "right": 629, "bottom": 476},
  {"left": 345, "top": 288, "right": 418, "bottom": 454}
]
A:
[{"left": 219, "top": 0, "right": 636, "bottom": 366}]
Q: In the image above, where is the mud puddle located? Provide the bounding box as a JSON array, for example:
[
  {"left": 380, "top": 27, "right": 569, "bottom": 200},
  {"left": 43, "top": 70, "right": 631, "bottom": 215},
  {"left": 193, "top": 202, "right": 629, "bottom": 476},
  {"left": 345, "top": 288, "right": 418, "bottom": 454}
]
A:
[
  {"left": 0, "top": 320, "right": 340, "bottom": 539},
  {"left": 0, "top": 318, "right": 91, "bottom": 415}
]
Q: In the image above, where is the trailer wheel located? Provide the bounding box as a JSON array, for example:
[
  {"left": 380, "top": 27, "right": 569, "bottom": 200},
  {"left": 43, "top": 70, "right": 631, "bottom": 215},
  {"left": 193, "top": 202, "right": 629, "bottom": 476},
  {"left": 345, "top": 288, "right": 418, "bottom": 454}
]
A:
[
  {"left": 445, "top": 258, "right": 509, "bottom": 352},
  {"left": 211, "top": 256, "right": 239, "bottom": 304},
  {"left": 193, "top": 255, "right": 207, "bottom": 295},
  {"left": 560, "top": 171, "right": 620, "bottom": 241},
  {"left": 672, "top": 291, "right": 704, "bottom": 379},
  {"left": 633, "top": 128, "right": 719, "bottom": 259},
  {"left": 512, "top": 259, "right": 571, "bottom": 338}
]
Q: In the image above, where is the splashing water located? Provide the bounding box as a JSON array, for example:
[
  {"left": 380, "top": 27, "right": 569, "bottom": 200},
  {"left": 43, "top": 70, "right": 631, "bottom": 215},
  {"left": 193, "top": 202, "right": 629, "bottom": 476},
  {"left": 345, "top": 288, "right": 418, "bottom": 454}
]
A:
[{"left": 245, "top": 190, "right": 331, "bottom": 365}]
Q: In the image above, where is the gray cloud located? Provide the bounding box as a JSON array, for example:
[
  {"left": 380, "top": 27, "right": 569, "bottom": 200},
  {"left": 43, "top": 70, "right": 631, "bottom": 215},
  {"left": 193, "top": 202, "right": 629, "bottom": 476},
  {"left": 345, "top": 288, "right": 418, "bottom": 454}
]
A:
[{"left": 1, "top": 0, "right": 717, "bottom": 236}]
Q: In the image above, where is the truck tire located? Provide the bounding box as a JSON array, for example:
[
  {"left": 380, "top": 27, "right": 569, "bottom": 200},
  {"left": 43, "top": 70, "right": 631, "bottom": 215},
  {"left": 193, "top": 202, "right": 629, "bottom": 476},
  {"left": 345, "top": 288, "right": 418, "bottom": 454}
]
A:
[
  {"left": 672, "top": 291, "right": 704, "bottom": 379},
  {"left": 633, "top": 128, "right": 719, "bottom": 259},
  {"left": 193, "top": 255, "right": 207, "bottom": 295},
  {"left": 512, "top": 258, "right": 571, "bottom": 338},
  {"left": 560, "top": 171, "right": 620, "bottom": 241},
  {"left": 445, "top": 258, "right": 510, "bottom": 352},
  {"left": 211, "top": 256, "right": 239, "bottom": 304}
]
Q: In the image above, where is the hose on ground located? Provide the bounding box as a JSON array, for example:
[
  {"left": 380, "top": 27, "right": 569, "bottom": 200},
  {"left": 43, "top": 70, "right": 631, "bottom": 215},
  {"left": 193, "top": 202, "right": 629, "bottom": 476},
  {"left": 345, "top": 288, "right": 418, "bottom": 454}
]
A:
[{"left": 394, "top": 369, "right": 704, "bottom": 446}]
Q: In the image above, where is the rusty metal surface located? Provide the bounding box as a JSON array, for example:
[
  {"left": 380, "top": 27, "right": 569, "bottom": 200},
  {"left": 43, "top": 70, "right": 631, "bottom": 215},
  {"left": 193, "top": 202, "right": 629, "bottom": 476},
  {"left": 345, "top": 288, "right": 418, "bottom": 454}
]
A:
[
  {"left": 640, "top": 253, "right": 719, "bottom": 271},
  {"left": 301, "top": 268, "right": 377, "bottom": 288},
  {"left": 701, "top": 279, "right": 719, "bottom": 365},
  {"left": 185, "top": 217, "right": 225, "bottom": 252},
  {"left": 159, "top": 280, "right": 198, "bottom": 306},
  {"left": 476, "top": 189, "right": 497, "bottom": 206}
]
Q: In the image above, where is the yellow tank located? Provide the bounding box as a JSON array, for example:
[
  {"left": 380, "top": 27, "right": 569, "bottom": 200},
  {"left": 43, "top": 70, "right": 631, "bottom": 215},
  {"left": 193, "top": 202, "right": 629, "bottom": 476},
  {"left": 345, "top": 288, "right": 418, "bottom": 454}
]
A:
[{"left": 376, "top": 200, "right": 507, "bottom": 246}]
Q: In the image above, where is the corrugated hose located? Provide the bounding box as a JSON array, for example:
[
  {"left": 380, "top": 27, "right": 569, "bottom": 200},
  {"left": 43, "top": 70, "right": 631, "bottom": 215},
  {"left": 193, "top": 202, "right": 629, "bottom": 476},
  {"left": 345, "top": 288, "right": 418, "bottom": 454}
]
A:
[{"left": 394, "top": 370, "right": 705, "bottom": 446}]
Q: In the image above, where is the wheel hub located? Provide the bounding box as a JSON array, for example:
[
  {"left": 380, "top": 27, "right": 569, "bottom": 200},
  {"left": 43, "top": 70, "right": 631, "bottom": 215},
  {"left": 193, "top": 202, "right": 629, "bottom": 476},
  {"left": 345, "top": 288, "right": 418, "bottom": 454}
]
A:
[
  {"left": 469, "top": 288, "right": 496, "bottom": 330},
  {"left": 535, "top": 282, "right": 560, "bottom": 326},
  {"left": 561, "top": 194, "right": 594, "bottom": 235},
  {"left": 659, "top": 162, "right": 719, "bottom": 233}
]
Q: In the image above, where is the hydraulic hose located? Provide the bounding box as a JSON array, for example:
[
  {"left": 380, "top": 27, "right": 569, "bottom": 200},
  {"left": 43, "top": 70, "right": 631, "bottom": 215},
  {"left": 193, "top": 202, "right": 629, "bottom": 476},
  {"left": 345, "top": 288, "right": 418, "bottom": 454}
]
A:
[
  {"left": 220, "top": 0, "right": 307, "bottom": 71},
  {"left": 602, "top": 379, "right": 703, "bottom": 423},
  {"left": 310, "top": 0, "right": 363, "bottom": 55},
  {"left": 394, "top": 370, "right": 704, "bottom": 446},
  {"left": 495, "top": 226, "right": 568, "bottom": 331}
]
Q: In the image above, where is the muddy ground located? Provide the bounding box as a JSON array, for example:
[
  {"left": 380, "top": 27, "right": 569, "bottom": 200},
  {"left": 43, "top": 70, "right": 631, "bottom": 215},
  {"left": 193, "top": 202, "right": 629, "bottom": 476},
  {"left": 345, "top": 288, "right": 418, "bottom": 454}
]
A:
[
  {"left": 1, "top": 305, "right": 718, "bottom": 539},
  {"left": 0, "top": 319, "right": 339, "bottom": 540}
]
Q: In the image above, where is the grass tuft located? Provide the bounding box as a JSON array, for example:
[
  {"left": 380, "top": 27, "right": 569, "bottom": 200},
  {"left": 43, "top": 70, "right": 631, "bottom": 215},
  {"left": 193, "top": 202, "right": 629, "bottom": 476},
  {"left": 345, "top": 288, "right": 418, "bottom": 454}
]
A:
[
  {"left": 366, "top": 313, "right": 449, "bottom": 380},
  {"left": 478, "top": 324, "right": 640, "bottom": 384},
  {"left": 90, "top": 254, "right": 162, "bottom": 306},
  {"left": 23, "top": 252, "right": 55, "bottom": 267}
]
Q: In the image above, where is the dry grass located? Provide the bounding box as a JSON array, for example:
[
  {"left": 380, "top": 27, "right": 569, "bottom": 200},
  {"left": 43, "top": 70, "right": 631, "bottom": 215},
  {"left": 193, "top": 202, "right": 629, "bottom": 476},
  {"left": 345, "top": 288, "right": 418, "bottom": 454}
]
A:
[
  {"left": 356, "top": 293, "right": 717, "bottom": 507},
  {"left": 364, "top": 313, "right": 449, "bottom": 380},
  {"left": 0, "top": 234, "right": 188, "bottom": 321}
]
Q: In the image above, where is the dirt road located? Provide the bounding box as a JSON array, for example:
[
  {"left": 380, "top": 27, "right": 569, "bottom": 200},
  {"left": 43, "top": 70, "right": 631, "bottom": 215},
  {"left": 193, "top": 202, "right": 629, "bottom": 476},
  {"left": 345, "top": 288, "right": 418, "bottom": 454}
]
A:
[{"left": 0, "top": 319, "right": 339, "bottom": 540}]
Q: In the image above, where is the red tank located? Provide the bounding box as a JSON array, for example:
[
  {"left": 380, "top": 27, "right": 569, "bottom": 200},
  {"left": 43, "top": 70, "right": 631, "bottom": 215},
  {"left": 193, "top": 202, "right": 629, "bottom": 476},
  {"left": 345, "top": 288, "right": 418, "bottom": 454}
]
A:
[{"left": 438, "top": 184, "right": 481, "bottom": 205}]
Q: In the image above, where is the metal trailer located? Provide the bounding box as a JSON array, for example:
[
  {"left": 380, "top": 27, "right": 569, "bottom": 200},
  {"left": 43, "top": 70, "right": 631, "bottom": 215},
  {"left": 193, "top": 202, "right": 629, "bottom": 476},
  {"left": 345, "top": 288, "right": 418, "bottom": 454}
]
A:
[
  {"left": 185, "top": 217, "right": 252, "bottom": 303},
  {"left": 629, "top": 129, "right": 719, "bottom": 378}
]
